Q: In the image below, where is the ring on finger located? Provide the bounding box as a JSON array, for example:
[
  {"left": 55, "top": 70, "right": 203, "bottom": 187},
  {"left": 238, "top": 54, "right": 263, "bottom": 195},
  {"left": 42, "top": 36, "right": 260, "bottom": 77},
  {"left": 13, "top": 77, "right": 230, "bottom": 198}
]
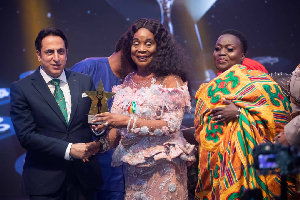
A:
[
  {"left": 217, "top": 114, "right": 222, "bottom": 119},
  {"left": 103, "top": 121, "right": 109, "bottom": 126}
]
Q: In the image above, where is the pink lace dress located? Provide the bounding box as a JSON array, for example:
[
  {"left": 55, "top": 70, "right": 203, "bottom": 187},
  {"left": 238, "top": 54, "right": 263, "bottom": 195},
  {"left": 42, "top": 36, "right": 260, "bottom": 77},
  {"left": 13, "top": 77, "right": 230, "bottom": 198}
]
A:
[{"left": 111, "top": 72, "right": 196, "bottom": 200}]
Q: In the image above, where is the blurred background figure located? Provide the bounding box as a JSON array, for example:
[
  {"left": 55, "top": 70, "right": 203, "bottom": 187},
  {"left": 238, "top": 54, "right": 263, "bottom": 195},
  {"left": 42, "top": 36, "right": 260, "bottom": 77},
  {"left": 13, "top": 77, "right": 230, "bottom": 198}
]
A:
[{"left": 274, "top": 64, "right": 300, "bottom": 147}]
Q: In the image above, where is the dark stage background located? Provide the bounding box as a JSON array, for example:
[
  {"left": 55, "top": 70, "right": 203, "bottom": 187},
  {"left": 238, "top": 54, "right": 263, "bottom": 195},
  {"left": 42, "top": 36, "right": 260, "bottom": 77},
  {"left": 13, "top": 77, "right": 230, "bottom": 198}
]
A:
[{"left": 0, "top": 0, "right": 300, "bottom": 199}]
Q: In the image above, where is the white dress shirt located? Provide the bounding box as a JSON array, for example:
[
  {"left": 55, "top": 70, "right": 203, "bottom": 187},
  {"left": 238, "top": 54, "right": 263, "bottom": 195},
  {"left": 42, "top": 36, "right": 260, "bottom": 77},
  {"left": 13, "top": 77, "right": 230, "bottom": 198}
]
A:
[{"left": 40, "top": 67, "right": 73, "bottom": 160}]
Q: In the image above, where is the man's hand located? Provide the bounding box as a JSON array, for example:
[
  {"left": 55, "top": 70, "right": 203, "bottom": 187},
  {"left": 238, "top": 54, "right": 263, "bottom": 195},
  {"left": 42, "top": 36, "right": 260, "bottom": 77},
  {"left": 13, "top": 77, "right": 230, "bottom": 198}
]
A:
[
  {"left": 273, "top": 132, "right": 290, "bottom": 146},
  {"left": 70, "top": 143, "right": 91, "bottom": 160},
  {"left": 86, "top": 141, "right": 101, "bottom": 156},
  {"left": 81, "top": 141, "right": 101, "bottom": 162}
]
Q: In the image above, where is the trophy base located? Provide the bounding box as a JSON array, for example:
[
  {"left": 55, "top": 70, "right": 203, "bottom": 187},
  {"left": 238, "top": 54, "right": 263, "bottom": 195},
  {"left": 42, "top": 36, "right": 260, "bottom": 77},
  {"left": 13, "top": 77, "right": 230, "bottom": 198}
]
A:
[{"left": 87, "top": 115, "right": 105, "bottom": 125}]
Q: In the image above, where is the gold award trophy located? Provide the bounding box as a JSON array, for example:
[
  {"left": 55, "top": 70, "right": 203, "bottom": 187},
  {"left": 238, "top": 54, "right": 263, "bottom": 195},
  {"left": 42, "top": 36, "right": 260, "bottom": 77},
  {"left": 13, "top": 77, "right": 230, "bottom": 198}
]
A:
[{"left": 84, "top": 79, "right": 115, "bottom": 125}]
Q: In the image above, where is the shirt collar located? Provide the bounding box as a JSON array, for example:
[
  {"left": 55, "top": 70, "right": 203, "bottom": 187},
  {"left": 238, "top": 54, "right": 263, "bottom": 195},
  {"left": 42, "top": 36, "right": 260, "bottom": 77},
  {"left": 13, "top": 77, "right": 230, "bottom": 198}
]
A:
[{"left": 40, "top": 66, "right": 67, "bottom": 84}]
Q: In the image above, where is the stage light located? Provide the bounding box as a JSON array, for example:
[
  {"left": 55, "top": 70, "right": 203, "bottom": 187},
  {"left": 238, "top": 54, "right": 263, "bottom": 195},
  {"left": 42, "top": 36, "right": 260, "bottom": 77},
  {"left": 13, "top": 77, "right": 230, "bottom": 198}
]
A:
[
  {"left": 0, "top": 88, "right": 10, "bottom": 105},
  {"left": 19, "top": 70, "right": 34, "bottom": 80},
  {"left": 0, "top": 116, "right": 14, "bottom": 141},
  {"left": 15, "top": 153, "right": 26, "bottom": 175}
]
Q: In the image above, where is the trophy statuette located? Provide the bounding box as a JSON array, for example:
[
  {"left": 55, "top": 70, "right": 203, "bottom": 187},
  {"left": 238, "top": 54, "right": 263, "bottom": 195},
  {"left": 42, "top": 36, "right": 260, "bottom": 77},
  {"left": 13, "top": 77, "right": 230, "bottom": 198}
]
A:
[{"left": 84, "top": 79, "right": 115, "bottom": 125}]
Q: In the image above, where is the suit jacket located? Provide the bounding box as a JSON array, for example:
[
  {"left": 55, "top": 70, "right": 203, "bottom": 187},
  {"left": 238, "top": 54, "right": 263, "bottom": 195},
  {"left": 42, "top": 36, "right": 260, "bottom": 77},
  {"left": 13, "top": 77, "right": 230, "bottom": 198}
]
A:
[{"left": 10, "top": 68, "right": 103, "bottom": 195}]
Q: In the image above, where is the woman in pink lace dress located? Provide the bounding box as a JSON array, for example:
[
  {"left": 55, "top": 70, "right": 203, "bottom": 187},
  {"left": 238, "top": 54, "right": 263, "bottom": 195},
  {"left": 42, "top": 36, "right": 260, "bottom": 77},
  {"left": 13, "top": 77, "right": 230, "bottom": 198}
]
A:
[{"left": 92, "top": 18, "right": 196, "bottom": 199}]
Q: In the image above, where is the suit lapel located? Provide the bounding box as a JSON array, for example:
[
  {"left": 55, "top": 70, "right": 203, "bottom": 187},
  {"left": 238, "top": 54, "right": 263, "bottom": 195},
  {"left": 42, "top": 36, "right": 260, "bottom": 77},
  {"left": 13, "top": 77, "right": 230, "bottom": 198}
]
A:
[
  {"left": 66, "top": 70, "right": 79, "bottom": 127},
  {"left": 31, "top": 68, "right": 68, "bottom": 126}
]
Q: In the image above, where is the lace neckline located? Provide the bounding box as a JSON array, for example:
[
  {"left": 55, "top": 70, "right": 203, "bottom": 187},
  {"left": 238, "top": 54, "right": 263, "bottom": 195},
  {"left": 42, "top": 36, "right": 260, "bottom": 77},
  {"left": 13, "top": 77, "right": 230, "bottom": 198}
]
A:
[{"left": 127, "top": 71, "right": 156, "bottom": 88}]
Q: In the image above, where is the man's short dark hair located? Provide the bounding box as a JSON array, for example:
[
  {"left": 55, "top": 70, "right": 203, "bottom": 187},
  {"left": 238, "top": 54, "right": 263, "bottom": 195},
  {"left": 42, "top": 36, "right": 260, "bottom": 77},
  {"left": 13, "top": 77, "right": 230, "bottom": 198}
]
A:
[{"left": 35, "top": 27, "right": 68, "bottom": 52}]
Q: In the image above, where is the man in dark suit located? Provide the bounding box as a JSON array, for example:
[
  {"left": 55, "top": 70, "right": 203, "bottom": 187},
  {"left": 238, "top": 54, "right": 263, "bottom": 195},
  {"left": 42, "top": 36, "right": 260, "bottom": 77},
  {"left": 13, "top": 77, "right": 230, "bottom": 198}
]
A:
[{"left": 10, "top": 27, "right": 102, "bottom": 200}]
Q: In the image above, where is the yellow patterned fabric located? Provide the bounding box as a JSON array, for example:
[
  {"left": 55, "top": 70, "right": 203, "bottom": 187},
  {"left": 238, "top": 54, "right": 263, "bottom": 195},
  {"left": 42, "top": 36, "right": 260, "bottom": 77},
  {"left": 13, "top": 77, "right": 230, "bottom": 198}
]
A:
[{"left": 194, "top": 65, "right": 295, "bottom": 199}]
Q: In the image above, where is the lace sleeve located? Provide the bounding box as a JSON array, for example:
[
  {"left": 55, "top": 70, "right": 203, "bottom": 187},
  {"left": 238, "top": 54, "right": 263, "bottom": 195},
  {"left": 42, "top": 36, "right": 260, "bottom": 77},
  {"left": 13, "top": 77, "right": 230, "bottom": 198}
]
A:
[
  {"left": 128, "top": 107, "right": 185, "bottom": 136},
  {"left": 128, "top": 75, "right": 191, "bottom": 136}
]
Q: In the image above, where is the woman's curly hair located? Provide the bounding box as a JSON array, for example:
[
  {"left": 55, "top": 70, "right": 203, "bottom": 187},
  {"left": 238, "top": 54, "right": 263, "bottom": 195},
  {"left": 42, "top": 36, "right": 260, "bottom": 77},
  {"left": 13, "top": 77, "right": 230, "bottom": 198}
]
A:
[{"left": 121, "top": 18, "right": 191, "bottom": 82}]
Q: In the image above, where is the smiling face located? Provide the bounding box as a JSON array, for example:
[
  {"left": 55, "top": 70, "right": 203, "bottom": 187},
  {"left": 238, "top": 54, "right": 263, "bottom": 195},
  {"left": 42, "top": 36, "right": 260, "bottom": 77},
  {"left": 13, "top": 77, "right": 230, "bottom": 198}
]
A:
[
  {"left": 213, "top": 34, "right": 245, "bottom": 72},
  {"left": 131, "top": 28, "right": 157, "bottom": 70},
  {"left": 36, "top": 35, "right": 68, "bottom": 78}
]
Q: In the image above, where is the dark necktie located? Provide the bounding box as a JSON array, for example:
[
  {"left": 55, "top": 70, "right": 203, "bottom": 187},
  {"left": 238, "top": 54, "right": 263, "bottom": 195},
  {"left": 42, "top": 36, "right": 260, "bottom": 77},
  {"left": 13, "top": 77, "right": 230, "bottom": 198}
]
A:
[{"left": 50, "top": 79, "right": 68, "bottom": 123}]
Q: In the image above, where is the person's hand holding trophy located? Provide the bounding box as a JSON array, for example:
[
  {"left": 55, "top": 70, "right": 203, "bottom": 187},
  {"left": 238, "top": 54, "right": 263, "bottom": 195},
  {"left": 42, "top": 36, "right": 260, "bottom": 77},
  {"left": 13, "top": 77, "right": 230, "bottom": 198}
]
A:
[
  {"left": 84, "top": 79, "right": 131, "bottom": 156},
  {"left": 83, "top": 79, "right": 115, "bottom": 159}
]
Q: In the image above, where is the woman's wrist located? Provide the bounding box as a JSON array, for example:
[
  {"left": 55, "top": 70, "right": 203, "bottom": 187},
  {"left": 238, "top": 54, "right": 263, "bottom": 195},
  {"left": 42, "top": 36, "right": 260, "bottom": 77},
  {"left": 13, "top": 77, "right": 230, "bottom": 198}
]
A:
[{"left": 98, "top": 137, "right": 110, "bottom": 153}]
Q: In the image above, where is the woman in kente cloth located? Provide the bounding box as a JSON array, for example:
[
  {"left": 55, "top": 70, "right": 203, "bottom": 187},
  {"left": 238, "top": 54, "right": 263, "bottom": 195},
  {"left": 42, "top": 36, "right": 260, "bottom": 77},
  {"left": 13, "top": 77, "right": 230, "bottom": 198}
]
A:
[
  {"left": 194, "top": 29, "right": 295, "bottom": 199},
  {"left": 92, "top": 18, "right": 196, "bottom": 200}
]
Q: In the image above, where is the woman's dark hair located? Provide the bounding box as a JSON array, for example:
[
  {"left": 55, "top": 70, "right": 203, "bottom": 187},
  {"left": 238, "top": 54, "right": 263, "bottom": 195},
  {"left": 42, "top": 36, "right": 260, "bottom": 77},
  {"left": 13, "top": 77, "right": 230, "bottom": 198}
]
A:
[
  {"left": 35, "top": 27, "right": 68, "bottom": 52},
  {"left": 220, "top": 29, "right": 248, "bottom": 54},
  {"left": 115, "top": 34, "right": 124, "bottom": 52},
  {"left": 121, "top": 18, "right": 191, "bottom": 82}
]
